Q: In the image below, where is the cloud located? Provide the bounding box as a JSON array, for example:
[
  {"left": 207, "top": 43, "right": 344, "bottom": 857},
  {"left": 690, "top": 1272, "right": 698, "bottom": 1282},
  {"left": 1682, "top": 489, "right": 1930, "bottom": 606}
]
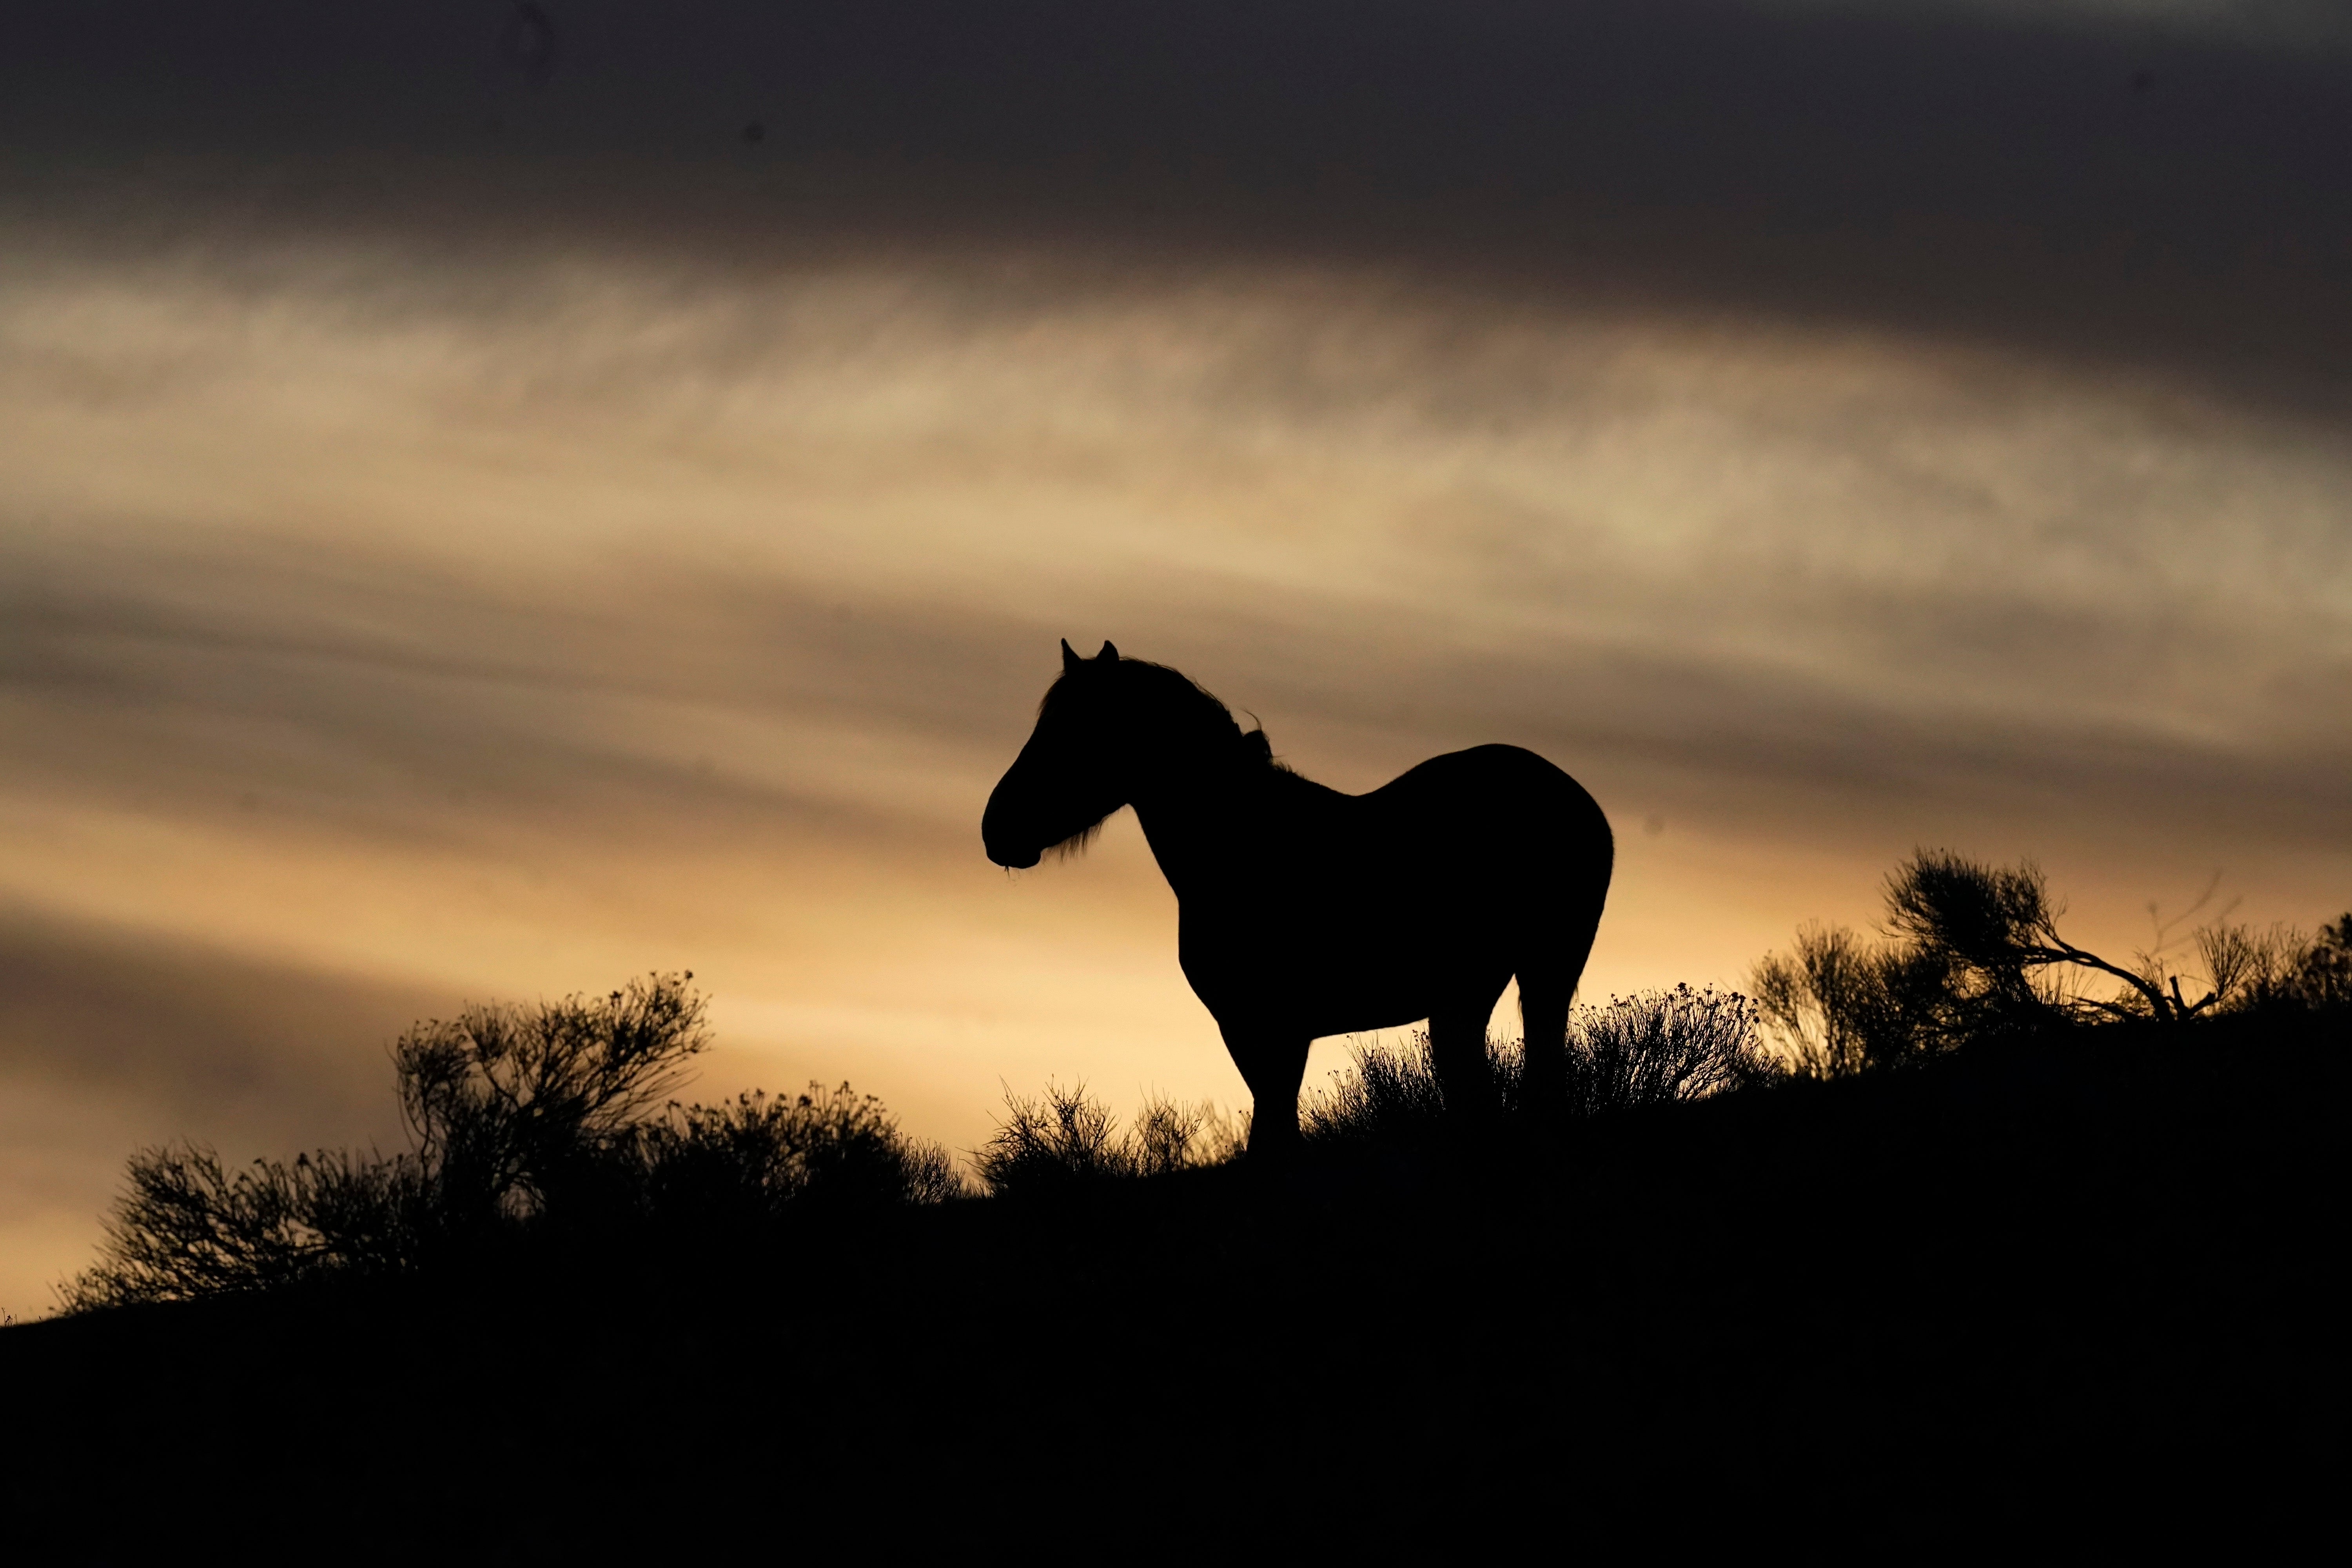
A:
[
  {"left": 4, "top": 226, "right": 2344, "bottom": 853},
  {"left": 0, "top": 905, "right": 428, "bottom": 1129},
  {"left": 1765, "top": 1, "right": 2352, "bottom": 51},
  {"left": 4, "top": 231, "right": 2342, "bottom": 877},
  {"left": 0, "top": 904, "right": 451, "bottom": 1316},
  {"left": 2, "top": 7, "right": 2347, "bottom": 1295},
  {"left": 9, "top": 0, "right": 2352, "bottom": 403}
]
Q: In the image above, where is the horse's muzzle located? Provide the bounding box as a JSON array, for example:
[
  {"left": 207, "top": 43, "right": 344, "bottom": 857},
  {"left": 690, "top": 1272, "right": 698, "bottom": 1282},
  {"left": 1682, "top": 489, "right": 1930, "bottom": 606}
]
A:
[{"left": 987, "top": 841, "right": 1042, "bottom": 870}]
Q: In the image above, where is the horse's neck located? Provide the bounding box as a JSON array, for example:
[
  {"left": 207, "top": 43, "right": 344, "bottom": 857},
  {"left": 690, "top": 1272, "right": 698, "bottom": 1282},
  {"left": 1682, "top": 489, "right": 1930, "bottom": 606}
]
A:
[
  {"left": 1131, "top": 781, "right": 1238, "bottom": 902},
  {"left": 1129, "top": 759, "right": 1309, "bottom": 903}
]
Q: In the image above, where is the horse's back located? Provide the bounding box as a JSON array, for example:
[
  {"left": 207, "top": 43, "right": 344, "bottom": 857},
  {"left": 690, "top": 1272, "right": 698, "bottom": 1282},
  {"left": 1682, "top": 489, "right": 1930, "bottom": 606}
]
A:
[
  {"left": 1319, "top": 742, "right": 1606, "bottom": 898},
  {"left": 1368, "top": 744, "right": 1607, "bottom": 834}
]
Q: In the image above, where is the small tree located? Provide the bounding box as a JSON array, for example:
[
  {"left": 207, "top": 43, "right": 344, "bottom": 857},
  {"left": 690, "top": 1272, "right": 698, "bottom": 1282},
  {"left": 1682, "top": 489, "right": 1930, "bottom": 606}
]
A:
[
  {"left": 392, "top": 972, "right": 712, "bottom": 1236},
  {"left": 1883, "top": 851, "right": 2233, "bottom": 1025},
  {"left": 1754, "top": 851, "right": 2351, "bottom": 1075}
]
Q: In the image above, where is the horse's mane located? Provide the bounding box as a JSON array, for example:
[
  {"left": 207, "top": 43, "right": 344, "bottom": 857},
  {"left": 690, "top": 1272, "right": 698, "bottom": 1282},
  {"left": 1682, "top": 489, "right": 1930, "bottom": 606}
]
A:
[
  {"left": 1038, "top": 657, "right": 1281, "bottom": 859},
  {"left": 1045, "top": 657, "right": 1277, "bottom": 761}
]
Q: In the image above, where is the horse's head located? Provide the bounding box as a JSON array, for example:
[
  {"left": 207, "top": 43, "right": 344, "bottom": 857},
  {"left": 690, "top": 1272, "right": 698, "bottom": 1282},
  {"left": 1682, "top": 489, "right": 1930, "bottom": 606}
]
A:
[{"left": 983, "top": 639, "right": 1132, "bottom": 869}]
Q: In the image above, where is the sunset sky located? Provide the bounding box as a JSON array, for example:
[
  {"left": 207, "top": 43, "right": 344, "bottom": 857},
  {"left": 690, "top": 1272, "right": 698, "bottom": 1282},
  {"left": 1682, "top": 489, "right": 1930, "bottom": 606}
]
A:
[{"left": 4, "top": 0, "right": 2348, "bottom": 1315}]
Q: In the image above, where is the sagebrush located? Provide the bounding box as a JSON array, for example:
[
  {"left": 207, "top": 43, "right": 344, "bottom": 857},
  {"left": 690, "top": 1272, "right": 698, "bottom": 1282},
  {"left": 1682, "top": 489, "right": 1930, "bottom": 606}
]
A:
[
  {"left": 1303, "top": 984, "right": 1774, "bottom": 1146},
  {"left": 64, "top": 975, "right": 960, "bottom": 1310},
  {"left": 975, "top": 1083, "right": 1245, "bottom": 1195},
  {"left": 1753, "top": 850, "right": 2352, "bottom": 1076}
]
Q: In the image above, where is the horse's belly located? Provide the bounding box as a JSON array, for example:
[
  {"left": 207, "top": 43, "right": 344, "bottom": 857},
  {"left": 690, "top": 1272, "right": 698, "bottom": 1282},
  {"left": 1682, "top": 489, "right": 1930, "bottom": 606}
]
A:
[{"left": 1177, "top": 913, "right": 1504, "bottom": 1037}]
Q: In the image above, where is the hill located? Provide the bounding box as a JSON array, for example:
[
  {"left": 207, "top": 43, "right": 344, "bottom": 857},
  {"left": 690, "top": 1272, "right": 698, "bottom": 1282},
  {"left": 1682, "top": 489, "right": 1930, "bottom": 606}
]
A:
[{"left": 3, "top": 1011, "right": 2336, "bottom": 1551}]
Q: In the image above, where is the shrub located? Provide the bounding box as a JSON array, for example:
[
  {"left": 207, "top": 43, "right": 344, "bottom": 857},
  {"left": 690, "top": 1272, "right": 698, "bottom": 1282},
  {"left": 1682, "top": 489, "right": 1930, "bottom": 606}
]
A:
[
  {"left": 974, "top": 1083, "right": 1243, "bottom": 1196},
  {"left": 1301, "top": 1033, "right": 1452, "bottom": 1148},
  {"left": 1128, "top": 1094, "right": 1249, "bottom": 1177},
  {"left": 2197, "top": 914, "right": 2352, "bottom": 1017},
  {"left": 1302, "top": 985, "right": 1775, "bottom": 1147},
  {"left": 2295, "top": 915, "right": 2352, "bottom": 1009},
  {"left": 1754, "top": 850, "right": 2352, "bottom": 1076},
  {"left": 57, "top": 1146, "right": 431, "bottom": 1312},
  {"left": 390, "top": 972, "right": 713, "bottom": 1239},
  {"left": 64, "top": 975, "right": 958, "bottom": 1310},
  {"left": 1751, "top": 922, "right": 1966, "bottom": 1076},
  {"left": 1565, "top": 985, "right": 1777, "bottom": 1116},
  {"left": 634, "top": 1085, "right": 965, "bottom": 1221}
]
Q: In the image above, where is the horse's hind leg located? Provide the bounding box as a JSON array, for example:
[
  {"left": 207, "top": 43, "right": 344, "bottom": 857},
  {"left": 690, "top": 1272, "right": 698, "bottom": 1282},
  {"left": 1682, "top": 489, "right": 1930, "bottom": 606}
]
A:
[
  {"left": 1429, "top": 998, "right": 1501, "bottom": 1121},
  {"left": 1520, "top": 898, "right": 1604, "bottom": 1113},
  {"left": 1517, "top": 974, "right": 1572, "bottom": 1113}
]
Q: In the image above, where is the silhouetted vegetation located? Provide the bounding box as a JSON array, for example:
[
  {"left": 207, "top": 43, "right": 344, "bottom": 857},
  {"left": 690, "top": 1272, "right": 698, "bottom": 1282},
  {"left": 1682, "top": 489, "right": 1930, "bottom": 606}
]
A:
[
  {"left": 976, "top": 1085, "right": 1245, "bottom": 1194},
  {"left": 634, "top": 1084, "right": 965, "bottom": 1220},
  {"left": 59, "top": 857, "right": 2344, "bottom": 1316},
  {"left": 63, "top": 974, "right": 958, "bottom": 1310},
  {"left": 12, "top": 855, "right": 2342, "bottom": 1548},
  {"left": 1300, "top": 984, "right": 1773, "bottom": 1149},
  {"left": 973, "top": 986, "right": 1772, "bottom": 1194},
  {"left": 1753, "top": 849, "right": 2351, "bottom": 1076}
]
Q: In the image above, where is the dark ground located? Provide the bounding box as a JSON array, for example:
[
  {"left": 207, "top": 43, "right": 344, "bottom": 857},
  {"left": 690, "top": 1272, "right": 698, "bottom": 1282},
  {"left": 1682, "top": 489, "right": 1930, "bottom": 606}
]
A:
[{"left": 4, "top": 1018, "right": 2337, "bottom": 1555}]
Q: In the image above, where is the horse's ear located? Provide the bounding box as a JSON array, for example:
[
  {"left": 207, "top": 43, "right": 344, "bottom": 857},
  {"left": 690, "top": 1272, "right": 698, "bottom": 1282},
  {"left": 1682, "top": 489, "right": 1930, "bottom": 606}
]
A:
[
  {"left": 1098, "top": 641, "right": 1119, "bottom": 662},
  {"left": 1061, "top": 638, "right": 1081, "bottom": 674}
]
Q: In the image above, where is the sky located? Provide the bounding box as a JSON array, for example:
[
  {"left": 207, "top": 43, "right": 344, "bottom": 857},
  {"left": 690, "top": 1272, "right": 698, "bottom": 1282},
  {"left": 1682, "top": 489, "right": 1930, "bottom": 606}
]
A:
[{"left": 3, "top": 0, "right": 2348, "bottom": 1314}]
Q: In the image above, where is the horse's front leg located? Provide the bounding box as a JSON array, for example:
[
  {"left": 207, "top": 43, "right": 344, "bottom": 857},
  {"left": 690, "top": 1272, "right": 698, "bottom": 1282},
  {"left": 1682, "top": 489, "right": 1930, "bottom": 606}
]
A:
[{"left": 1219, "top": 1022, "right": 1310, "bottom": 1160}]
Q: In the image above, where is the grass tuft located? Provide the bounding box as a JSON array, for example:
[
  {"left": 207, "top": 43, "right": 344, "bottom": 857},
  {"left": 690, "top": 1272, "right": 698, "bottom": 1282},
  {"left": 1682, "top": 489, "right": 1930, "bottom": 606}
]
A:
[
  {"left": 975, "top": 1082, "right": 1244, "bottom": 1196},
  {"left": 1303, "top": 984, "right": 1775, "bottom": 1148}
]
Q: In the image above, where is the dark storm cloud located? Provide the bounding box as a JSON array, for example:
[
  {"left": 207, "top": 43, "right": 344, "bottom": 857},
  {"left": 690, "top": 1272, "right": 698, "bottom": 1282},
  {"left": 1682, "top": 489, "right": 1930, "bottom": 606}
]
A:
[{"left": 7, "top": 1, "right": 2350, "bottom": 403}]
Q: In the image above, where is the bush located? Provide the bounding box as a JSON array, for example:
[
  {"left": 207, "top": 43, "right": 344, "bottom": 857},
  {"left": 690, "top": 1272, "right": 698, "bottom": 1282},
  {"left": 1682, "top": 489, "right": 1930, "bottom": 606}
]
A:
[
  {"left": 1750, "top": 922, "right": 1965, "bottom": 1076},
  {"left": 63, "top": 975, "right": 960, "bottom": 1310},
  {"left": 2197, "top": 913, "right": 2352, "bottom": 1017},
  {"left": 634, "top": 1085, "right": 965, "bottom": 1222},
  {"left": 56, "top": 1146, "right": 431, "bottom": 1311},
  {"left": 1753, "top": 850, "right": 2352, "bottom": 1076},
  {"left": 1301, "top": 1033, "right": 1454, "bottom": 1148},
  {"left": 974, "top": 1083, "right": 1244, "bottom": 1196},
  {"left": 1566, "top": 985, "right": 1777, "bottom": 1116},
  {"left": 1301, "top": 985, "right": 1775, "bottom": 1147},
  {"left": 388, "top": 972, "right": 713, "bottom": 1242}
]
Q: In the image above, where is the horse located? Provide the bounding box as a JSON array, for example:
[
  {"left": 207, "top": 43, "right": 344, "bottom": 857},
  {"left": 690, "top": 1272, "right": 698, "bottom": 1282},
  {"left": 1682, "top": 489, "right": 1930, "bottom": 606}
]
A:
[{"left": 982, "top": 640, "right": 1615, "bottom": 1157}]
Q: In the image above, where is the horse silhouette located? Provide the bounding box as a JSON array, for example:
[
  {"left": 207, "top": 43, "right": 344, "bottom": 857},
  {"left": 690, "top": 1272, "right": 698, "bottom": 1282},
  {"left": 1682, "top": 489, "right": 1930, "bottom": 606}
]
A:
[{"left": 983, "top": 641, "right": 1614, "bottom": 1156}]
